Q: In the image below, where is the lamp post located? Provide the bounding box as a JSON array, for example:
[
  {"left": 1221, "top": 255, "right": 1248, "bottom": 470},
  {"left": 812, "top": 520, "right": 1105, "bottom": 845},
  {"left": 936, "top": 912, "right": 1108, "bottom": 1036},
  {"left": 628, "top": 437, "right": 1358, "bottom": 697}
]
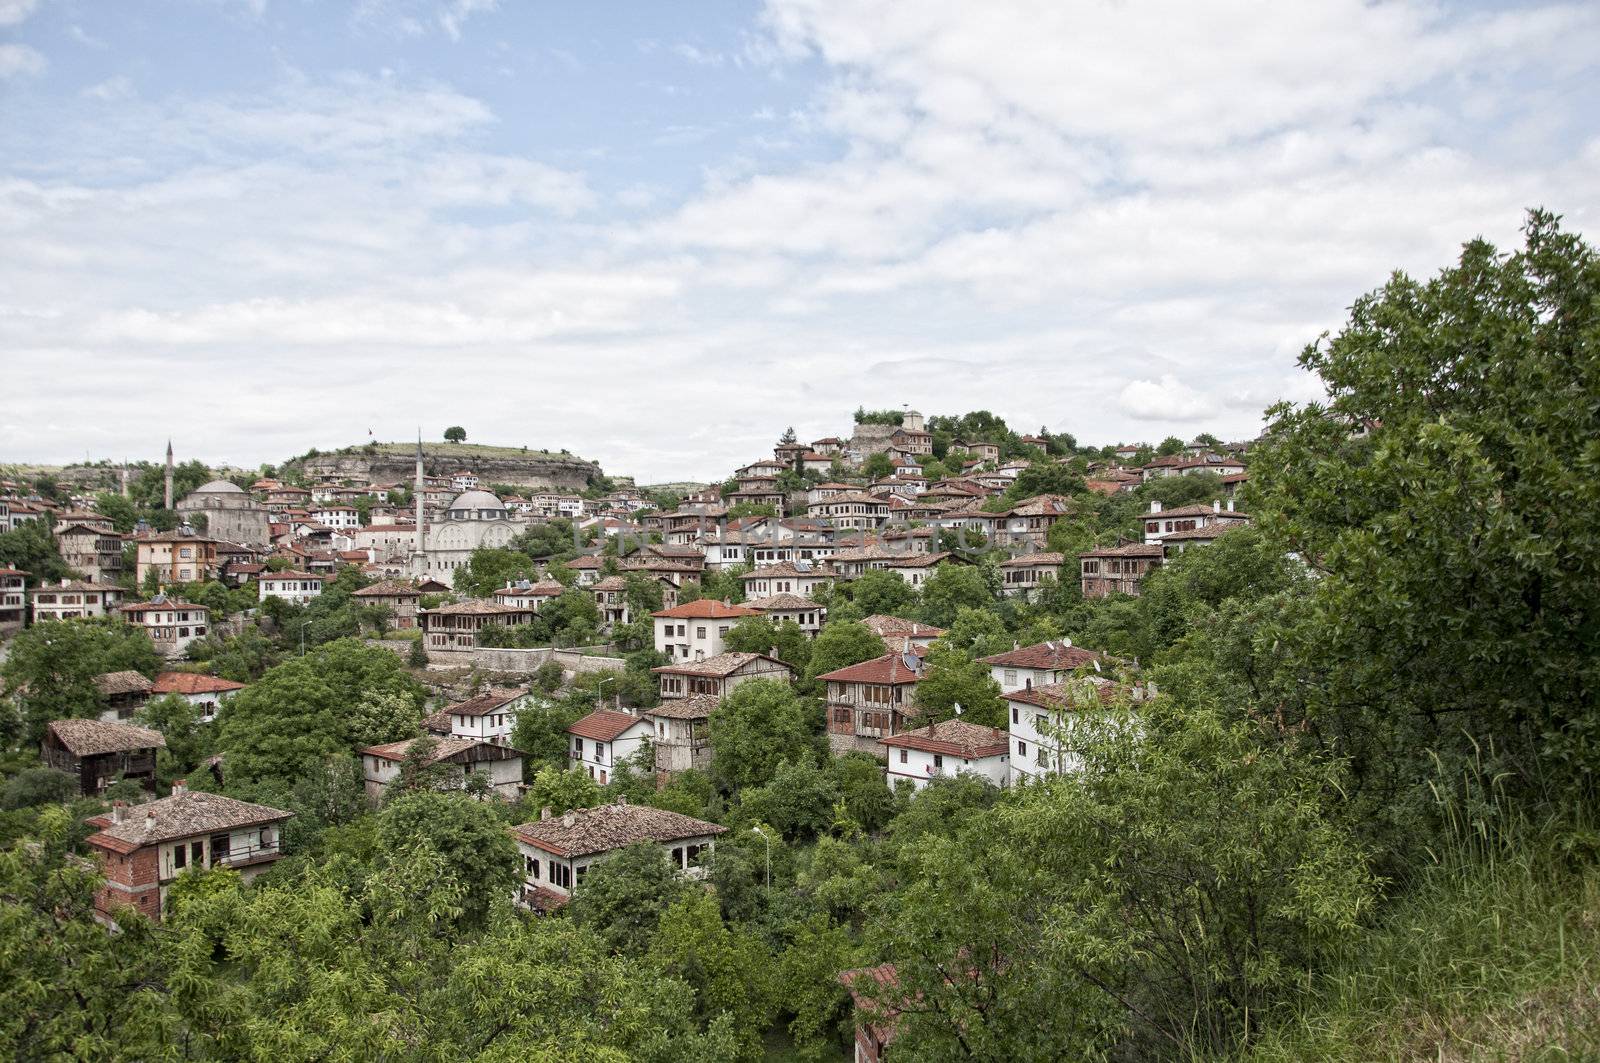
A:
[
  {"left": 596, "top": 675, "right": 615, "bottom": 709},
  {"left": 299, "top": 619, "right": 311, "bottom": 657},
  {"left": 751, "top": 825, "right": 770, "bottom": 890}
]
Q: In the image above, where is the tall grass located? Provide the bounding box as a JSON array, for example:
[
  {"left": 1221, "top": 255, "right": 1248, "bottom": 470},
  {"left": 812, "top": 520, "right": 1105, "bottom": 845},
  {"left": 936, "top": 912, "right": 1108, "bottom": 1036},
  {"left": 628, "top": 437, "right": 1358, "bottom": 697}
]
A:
[{"left": 1232, "top": 741, "right": 1600, "bottom": 1061}]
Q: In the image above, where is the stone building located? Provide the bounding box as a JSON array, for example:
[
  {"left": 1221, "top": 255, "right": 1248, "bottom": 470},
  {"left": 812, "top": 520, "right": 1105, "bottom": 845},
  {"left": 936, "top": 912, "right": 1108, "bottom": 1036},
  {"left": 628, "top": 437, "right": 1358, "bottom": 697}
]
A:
[{"left": 176, "top": 480, "right": 272, "bottom": 546}]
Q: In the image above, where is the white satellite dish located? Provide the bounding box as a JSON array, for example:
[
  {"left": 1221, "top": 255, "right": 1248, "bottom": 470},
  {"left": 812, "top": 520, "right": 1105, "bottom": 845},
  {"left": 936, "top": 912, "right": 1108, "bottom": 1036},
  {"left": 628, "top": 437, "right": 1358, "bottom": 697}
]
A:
[
  {"left": 1062, "top": 637, "right": 1072, "bottom": 648},
  {"left": 902, "top": 652, "right": 921, "bottom": 672},
  {"left": 953, "top": 702, "right": 963, "bottom": 716}
]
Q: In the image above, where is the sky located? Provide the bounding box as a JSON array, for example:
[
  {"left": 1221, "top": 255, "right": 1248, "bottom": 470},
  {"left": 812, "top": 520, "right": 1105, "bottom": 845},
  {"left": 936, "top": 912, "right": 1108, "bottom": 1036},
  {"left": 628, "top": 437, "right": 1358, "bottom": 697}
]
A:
[{"left": 2, "top": 0, "right": 1597, "bottom": 484}]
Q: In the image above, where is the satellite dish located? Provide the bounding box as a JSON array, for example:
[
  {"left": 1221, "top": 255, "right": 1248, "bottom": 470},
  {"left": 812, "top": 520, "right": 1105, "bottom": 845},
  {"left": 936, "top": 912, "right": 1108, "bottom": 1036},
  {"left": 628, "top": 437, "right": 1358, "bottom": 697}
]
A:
[
  {"left": 1092, "top": 659, "right": 1101, "bottom": 673},
  {"left": 902, "top": 652, "right": 921, "bottom": 672},
  {"left": 953, "top": 702, "right": 963, "bottom": 716},
  {"left": 1062, "top": 637, "right": 1071, "bottom": 648}
]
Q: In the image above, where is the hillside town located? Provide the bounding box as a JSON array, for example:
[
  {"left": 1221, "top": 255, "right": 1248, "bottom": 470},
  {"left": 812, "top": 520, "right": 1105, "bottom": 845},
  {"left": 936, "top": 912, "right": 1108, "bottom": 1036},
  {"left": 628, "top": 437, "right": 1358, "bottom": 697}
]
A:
[{"left": 5, "top": 0, "right": 1596, "bottom": 1057}]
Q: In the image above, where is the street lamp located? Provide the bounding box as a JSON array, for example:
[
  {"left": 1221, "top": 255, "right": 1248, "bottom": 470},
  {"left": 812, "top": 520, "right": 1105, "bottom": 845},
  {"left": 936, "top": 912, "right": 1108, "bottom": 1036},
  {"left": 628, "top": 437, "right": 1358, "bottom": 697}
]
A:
[
  {"left": 751, "top": 825, "right": 771, "bottom": 890},
  {"left": 595, "top": 675, "right": 615, "bottom": 708},
  {"left": 299, "top": 619, "right": 311, "bottom": 656}
]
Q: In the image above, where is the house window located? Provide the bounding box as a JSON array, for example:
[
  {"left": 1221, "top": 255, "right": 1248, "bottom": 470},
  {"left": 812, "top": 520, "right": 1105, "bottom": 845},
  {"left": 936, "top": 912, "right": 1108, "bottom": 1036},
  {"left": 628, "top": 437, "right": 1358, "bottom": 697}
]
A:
[
  {"left": 1036, "top": 714, "right": 1048, "bottom": 733},
  {"left": 932, "top": 755, "right": 943, "bottom": 769},
  {"left": 1017, "top": 740, "right": 1027, "bottom": 756},
  {"left": 899, "top": 749, "right": 908, "bottom": 764},
  {"left": 1011, "top": 706, "right": 1018, "bottom": 724},
  {"left": 1004, "top": 669, "right": 1017, "bottom": 685},
  {"left": 696, "top": 626, "right": 707, "bottom": 639}
]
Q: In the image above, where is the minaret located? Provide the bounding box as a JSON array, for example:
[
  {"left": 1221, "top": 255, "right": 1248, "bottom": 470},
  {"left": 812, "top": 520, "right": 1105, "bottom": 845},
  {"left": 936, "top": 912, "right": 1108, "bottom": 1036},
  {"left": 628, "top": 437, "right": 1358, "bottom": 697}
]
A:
[
  {"left": 413, "top": 431, "right": 427, "bottom": 572},
  {"left": 164, "top": 440, "right": 174, "bottom": 509}
]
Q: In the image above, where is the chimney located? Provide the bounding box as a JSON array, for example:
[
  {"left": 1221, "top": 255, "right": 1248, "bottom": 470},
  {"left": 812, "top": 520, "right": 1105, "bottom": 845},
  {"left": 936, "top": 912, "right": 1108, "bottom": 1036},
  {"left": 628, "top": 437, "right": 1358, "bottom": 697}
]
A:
[
  {"left": 617, "top": 795, "right": 628, "bottom": 806},
  {"left": 1212, "top": 500, "right": 1220, "bottom": 512},
  {"left": 1149, "top": 500, "right": 1162, "bottom": 514},
  {"left": 540, "top": 806, "right": 552, "bottom": 821},
  {"left": 111, "top": 800, "right": 126, "bottom": 824},
  {"left": 562, "top": 812, "right": 575, "bottom": 828},
  {"left": 145, "top": 809, "right": 156, "bottom": 826},
  {"left": 172, "top": 779, "right": 186, "bottom": 795},
  {"left": 1227, "top": 499, "right": 1235, "bottom": 512}
]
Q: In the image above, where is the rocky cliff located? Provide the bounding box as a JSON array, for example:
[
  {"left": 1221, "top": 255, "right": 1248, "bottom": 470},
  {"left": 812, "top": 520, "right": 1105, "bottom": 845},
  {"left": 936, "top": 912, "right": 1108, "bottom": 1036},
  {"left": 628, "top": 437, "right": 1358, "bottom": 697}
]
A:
[{"left": 289, "top": 444, "right": 603, "bottom": 491}]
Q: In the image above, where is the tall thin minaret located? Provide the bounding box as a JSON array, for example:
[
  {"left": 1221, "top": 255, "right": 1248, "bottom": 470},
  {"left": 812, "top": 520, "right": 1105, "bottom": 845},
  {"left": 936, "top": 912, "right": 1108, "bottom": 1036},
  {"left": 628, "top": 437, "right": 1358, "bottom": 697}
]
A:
[
  {"left": 164, "top": 440, "right": 174, "bottom": 509},
  {"left": 413, "top": 430, "right": 427, "bottom": 571}
]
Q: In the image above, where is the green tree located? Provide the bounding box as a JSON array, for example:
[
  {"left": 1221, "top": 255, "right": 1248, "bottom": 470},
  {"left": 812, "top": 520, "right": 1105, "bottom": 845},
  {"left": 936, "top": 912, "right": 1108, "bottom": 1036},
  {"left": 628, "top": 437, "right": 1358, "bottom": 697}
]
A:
[
  {"left": 913, "top": 645, "right": 1005, "bottom": 727},
  {"left": 0, "top": 808, "right": 178, "bottom": 1058},
  {"left": 522, "top": 765, "right": 602, "bottom": 814},
  {"left": 861, "top": 452, "right": 895, "bottom": 480},
  {"left": 443, "top": 426, "right": 466, "bottom": 443},
  {"left": 569, "top": 841, "right": 693, "bottom": 955},
  {"left": 406, "top": 636, "right": 429, "bottom": 669},
  {"left": 846, "top": 569, "right": 917, "bottom": 618},
  {"left": 1250, "top": 209, "right": 1600, "bottom": 829},
  {"left": 0, "top": 517, "right": 73, "bottom": 586},
  {"left": 218, "top": 638, "right": 425, "bottom": 791},
  {"left": 455, "top": 547, "right": 537, "bottom": 598},
  {"left": 710, "top": 679, "right": 820, "bottom": 792},
  {"left": 724, "top": 615, "right": 812, "bottom": 674},
  {"left": 375, "top": 790, "right": 519, "bottom": 928},
  {"left": 2, "top": 617, "right": 163, "bottom": 741},
  {"left": 1003, "top": 463, "right": 1086, "bottom": 502},
  {"left": 871, "top": 701, "right": 1372, "bottom": 1059},
  {"left": 648, "top": 891, "right": 777, "bottom": 1060},
  {"left": 918, "top": 562, "right": 993, "bottom": 627},
  {"left": 740, "top": 758, "right": 840, "bottom": 841},
  {"left": 1157, "top": 435, "right": 1186, "bottom": 455},
  {"left": 804, "top": 621, "right": 887, "bottom": 692},
  {"left": 778, "top": 914, "right": 861, "bottom": 1060},
  {"left": 93, "top": 492, "right": 138, "bottom": 533}
]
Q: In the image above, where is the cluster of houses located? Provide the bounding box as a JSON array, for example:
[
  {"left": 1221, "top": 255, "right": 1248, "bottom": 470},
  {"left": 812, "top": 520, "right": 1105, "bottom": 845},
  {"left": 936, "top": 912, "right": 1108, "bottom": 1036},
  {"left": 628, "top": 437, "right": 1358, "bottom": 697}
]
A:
[{"left": 7, "top": 423, "right": 1246, "bottom": 941}]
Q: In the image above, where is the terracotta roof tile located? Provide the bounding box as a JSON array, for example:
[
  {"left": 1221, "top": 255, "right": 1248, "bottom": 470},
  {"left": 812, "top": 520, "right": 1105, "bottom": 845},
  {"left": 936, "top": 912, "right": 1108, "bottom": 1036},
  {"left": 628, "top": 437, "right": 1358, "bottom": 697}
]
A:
[
  {"left": 651, "top": 599, "right": 760, "bottom": 620},
  {"left": 651, "top": 651, "right": 792, "bottom": 678},
  {"left": 567, "top": 709, "right": 651, "bottom": 742},
  {"left": 152, "top": 672, "right": 247, "bottom": 695},
  {"left": 818, "top": 652, "right": 925, "bottom": 685}
]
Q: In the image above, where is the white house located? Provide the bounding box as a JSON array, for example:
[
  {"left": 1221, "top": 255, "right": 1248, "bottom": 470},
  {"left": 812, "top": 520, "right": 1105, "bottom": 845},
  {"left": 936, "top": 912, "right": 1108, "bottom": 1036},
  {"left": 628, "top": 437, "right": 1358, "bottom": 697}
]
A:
[
  {"left": 29, "top": 579, "right": 126, "bottom": 623},
  {"left": 423, "top": 687, "right": 530, "bottom": 745},
  {"left": 1141, "top": 500, "right": 1249, "bottom": 544},
  {"left": 310, "top": 506, "right": 360, "bottom": 530},
  {"left": 149, "top": 672, "right": 247, "bottom": 722},
  {"left": 119, "top": 598, "right": 210, "bottom": 658},
  {"left": 567, "top": 709, "right": 654, "bottom": 785},
  {"left": 879, "top": 719, "right": 1011, "bottom": 791},
  {"left": 743, "top": 592, "right": 826, "bottom": 636},
  {"left": 1003, "top": 680, "right": 1129, "bottom": 785},
  {"left": 512, "top": 801, "right": 727, "bottom": 911},
  {"left": 360, "top": 736, "right": 526, "bottom": 799},
  {"left": 258, "top": 570, "right": 328, "bottom": 605},
  {"left": 651, "top": 599, "right": 761, "bottom": 662},
  {"left": 980, "top": 640, "right": 1100, "bottom": 693},
  {"left": 740, "top": 561, "right": 832, "bottom": 600}
]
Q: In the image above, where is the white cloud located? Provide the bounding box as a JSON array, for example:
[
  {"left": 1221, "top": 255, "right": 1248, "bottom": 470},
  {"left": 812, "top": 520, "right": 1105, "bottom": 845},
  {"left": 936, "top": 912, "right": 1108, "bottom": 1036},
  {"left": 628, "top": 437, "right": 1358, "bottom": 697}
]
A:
[
  {"left": 81, "top": 76, "right": 134, "bottom": 102},
  {"left": 439, "top": 0, "right": 497, "bottom": 41},
  {"left": 1118, "top": 375, "right": 1216, "bottom": 422},
  {"left": 0, "top": 0, "right": 37, "bottom": 28},
  {"left": 2, "top": 2, "right": 1597, "bottom": 480},
  {"left": 0, "top": 43, "right": 46, "bottom": 79}
]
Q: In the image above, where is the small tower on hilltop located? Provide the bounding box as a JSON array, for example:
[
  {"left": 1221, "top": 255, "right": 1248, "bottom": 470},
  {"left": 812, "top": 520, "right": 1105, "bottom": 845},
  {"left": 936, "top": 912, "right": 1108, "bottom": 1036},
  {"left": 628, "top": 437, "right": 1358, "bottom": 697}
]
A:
[
  {"left": 903, "top": 408, "right": 925, "bottom": 432},
  {"left": 164, "top": 440, "right": 174, "bottom": 509}
]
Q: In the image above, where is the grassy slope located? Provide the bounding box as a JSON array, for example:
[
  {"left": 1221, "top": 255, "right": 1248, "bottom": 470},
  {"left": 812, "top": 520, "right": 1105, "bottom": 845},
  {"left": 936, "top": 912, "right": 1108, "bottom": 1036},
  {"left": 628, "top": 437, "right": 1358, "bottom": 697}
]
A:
[
  {"left": 1234, "top": 838, "right": 1600, "bottom": 1061},
  {"left": 339, "top": 442, "right": 583, "bottom": 461}
]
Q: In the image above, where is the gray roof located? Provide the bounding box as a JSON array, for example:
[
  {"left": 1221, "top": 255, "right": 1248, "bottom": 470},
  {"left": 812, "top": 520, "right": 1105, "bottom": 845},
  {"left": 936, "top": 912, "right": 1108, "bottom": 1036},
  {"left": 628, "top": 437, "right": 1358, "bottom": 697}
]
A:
[
  {"left": 513, "top": 802, "right": 726, "bottom": 858},
  {"left": 87, "top": 790, "right": 291, "bottom": 851},
  {"left": 47, "top": 718, "right": 166, "bottom": 756}
]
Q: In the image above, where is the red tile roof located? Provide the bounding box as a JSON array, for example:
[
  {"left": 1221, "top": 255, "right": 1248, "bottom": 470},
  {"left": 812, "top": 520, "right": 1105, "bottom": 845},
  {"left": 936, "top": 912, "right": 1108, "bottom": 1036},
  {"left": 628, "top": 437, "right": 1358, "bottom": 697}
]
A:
[
  {"left": 818, "top": 652, "right": 925, "bottom": 686},
  {"left": 650, "top": 599, "right": 760, "bottom": 620},
  {"left": 152, "top": 672, "right": 247, "bottom": 695},
  {"left": 567, "top": 709, "right": 651, "bottom": 742}
]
